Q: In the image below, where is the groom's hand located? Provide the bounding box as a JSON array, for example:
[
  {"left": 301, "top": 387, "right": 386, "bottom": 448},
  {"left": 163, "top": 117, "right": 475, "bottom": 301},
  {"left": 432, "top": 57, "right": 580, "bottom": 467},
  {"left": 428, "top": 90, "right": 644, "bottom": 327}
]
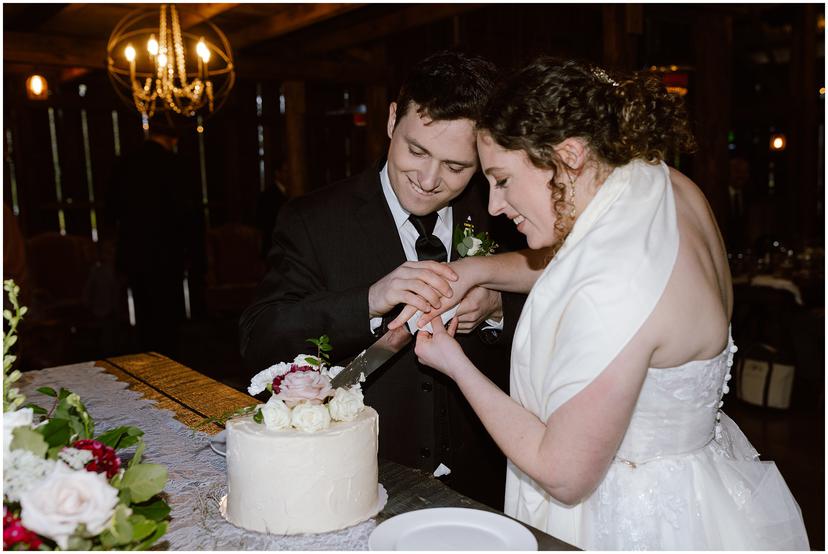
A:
[
  {"left": 454, "top": 286, "right": 503, "bottom": 334},
  {"left": 368, "top": 261, "right": 457, "bottom": 318}
]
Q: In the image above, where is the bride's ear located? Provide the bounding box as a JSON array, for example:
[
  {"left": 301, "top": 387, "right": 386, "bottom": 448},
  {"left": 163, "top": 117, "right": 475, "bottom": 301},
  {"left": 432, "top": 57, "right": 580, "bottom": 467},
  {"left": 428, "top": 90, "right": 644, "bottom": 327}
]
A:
[{"left": 553, "top": 138, "right": 588, "bottom": 172}]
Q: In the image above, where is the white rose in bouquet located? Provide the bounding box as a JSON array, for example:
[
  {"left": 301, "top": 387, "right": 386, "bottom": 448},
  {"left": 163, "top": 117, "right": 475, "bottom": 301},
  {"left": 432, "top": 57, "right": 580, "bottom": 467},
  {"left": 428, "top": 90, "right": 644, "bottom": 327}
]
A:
[
  {"left": 3, "top": 406, "right": 33, "bottom": 457},
  {"left": 259, "top": 396, "right": 291, "bottom": 430},
  {"left": 290, "top": 402, "right": 331, "bottom": 432},
  {"left": 19, "top": 461, "right": 119, "bottom": 549},
  {"left": 327, "top": 386, "right": 365, "bottom": 422}
]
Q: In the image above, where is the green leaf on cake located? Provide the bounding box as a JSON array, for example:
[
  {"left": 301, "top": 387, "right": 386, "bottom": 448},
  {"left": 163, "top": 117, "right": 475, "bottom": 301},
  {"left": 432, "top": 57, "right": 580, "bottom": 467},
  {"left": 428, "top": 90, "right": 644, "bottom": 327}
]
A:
[{"left": 36, "top": 386, "right": 57, "bottom": 397}]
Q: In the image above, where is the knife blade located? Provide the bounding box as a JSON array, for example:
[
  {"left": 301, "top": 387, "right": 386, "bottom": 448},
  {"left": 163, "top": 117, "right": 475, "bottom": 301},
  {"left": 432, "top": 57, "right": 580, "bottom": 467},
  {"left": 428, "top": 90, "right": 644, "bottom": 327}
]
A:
[{"left": 329, "top": 306, "right": 458, "bottom": 389}]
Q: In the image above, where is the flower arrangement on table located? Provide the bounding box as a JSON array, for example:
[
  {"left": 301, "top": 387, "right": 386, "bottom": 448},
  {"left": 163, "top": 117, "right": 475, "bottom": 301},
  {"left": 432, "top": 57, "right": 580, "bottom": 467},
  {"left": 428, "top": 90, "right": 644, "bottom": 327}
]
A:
[
  {"left": 2, "top": 280, "right": 171, "bottom": 551},
  {"left": 454, "top": 216, "right": 498, "bottom": 257},
  {"left": 206, "top": 336, "right": 366, "bottom": 433}
]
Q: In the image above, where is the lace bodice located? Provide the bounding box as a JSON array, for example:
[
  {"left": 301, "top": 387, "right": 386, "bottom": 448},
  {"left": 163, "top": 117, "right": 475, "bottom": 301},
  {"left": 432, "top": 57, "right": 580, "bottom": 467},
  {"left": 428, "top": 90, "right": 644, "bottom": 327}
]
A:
[{"left": 615, "top": 336, "right": 737, "bottom": 465}]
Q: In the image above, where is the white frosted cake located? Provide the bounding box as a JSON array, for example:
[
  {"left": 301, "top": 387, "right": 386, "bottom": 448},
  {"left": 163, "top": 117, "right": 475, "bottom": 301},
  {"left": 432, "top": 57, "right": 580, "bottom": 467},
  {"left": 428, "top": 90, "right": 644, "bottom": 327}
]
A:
[
  {"left": 222, "top": 407, "right": 380, "bottom": 534},
  {"left": 220, "top": 349, "right": 385, "bottom": 535}
]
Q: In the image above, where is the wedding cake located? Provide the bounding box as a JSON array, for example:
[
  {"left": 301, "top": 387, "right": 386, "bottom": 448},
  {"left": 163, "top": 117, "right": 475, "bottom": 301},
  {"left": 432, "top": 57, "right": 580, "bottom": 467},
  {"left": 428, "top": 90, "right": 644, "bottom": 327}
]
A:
[{"left": 220, "top": 348, "right": 385, "bottom": 535}]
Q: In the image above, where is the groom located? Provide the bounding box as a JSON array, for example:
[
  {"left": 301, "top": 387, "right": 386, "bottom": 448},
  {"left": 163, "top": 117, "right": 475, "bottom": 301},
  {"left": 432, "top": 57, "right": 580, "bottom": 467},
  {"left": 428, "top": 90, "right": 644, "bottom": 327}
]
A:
[{"left": 239, "top": 51, "right": 524, "bottom": 510}]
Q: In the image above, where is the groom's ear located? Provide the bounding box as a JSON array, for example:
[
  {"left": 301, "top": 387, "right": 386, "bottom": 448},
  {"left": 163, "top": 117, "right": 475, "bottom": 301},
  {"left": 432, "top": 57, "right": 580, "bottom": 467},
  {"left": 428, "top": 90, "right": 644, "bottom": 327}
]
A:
[
  {"left": 387, "top": 103, "right": 398, "bottom": 139},
  {"left": 553, "top": 138, "right": 588, "bottom": 172}
]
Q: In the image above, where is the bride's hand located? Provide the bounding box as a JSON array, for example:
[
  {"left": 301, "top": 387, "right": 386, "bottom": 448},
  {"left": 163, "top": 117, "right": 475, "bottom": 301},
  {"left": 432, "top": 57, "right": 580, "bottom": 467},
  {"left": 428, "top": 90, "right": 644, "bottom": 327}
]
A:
[
  {"left": 414, "top": 317, "right": 470, "bottom": 380},
  {"left": 387, "top": 258, "right": 478, "bottom": 331}
]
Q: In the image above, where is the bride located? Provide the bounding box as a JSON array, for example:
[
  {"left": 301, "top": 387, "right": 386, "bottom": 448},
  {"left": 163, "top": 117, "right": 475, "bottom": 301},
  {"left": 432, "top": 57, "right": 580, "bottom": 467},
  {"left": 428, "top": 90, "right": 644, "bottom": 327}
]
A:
[{"left": 393, "top": 58, "right": 810, "bottom": 550}]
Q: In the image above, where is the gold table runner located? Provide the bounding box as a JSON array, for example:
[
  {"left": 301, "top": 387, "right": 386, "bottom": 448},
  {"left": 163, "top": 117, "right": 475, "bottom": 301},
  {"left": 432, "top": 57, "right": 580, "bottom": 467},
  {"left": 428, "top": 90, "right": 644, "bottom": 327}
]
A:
[{"left": 98, "top": 353, "right": 256, "bottom": 435}]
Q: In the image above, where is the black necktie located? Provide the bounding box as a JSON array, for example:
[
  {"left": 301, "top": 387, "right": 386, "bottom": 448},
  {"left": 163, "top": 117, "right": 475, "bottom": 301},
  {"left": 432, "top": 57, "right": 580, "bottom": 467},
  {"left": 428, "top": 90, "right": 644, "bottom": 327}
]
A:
[{"left": 409, "top": 213, "right": 447, "bottom": 262}]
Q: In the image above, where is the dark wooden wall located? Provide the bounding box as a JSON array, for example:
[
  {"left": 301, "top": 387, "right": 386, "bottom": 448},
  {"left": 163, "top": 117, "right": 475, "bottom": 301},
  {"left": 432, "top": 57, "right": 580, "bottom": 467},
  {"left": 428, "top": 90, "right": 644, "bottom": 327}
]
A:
[{"left": 3, "top": 3, "right": 824, "bottom": 253}]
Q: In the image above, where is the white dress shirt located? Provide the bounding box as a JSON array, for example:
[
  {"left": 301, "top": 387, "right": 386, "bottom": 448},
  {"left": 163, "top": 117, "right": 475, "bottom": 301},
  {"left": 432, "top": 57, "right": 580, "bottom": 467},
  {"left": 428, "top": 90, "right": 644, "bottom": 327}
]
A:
[{"left": 370, "top": 163, "right": 503, "bottom": 333}]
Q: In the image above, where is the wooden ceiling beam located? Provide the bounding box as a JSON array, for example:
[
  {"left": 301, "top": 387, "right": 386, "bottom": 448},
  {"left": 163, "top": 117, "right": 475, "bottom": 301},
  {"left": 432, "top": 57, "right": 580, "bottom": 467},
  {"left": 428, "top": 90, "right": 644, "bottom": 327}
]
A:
[
  {"left": 302, "top": 3, "right": 481, "bottom": 54},
  {"left": 4, "top": 32, "right": 107, "bottom": 69},
  {"left": 229, "top": 3, "right": 365, "bottom": 50},
  {"left": 178, "top": 3, "right": 240, "bottom": 30},
  {"left": 236, "top": 55, "right": 386, "bottom": 84}
]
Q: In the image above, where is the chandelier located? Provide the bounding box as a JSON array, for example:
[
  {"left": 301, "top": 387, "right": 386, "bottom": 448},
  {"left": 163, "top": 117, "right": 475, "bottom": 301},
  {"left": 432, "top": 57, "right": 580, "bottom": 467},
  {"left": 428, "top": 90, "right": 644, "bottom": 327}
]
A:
[{"left": 107, "top": 4, "right": 235, "bottom": 119}]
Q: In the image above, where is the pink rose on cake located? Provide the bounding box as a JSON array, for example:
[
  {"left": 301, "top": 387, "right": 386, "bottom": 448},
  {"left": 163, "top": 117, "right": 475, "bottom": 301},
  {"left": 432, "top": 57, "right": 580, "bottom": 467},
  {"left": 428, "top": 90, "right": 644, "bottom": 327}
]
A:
[
  {"left": 242, "top": 336, "right": 367, "bottom": 432},
  {"left": 274, "top": 367, "right": 333, "bottom": 407}
]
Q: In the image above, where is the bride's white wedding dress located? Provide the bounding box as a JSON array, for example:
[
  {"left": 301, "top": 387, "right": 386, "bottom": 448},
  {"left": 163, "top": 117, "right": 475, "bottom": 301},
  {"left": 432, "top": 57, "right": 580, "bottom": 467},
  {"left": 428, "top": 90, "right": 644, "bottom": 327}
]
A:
[{"left": 504, "top": 160, "right": 809, "bottom": 550}]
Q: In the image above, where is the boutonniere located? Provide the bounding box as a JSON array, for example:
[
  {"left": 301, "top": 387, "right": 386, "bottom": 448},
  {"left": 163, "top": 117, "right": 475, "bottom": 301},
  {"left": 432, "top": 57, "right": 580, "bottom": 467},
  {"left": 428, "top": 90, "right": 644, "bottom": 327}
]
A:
[{"left": 453, "top": 217, "right": 498, "bottom": 257}]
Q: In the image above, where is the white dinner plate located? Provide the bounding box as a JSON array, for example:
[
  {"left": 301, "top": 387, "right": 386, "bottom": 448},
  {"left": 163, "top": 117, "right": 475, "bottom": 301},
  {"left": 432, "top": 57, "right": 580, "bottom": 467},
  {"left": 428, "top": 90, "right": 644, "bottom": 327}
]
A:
[
  {"left": 368, "top": 507, "right": 537, "bottom": 551},
  {"left": 209, "top": 430, "right": 226, "bottom": 456}
]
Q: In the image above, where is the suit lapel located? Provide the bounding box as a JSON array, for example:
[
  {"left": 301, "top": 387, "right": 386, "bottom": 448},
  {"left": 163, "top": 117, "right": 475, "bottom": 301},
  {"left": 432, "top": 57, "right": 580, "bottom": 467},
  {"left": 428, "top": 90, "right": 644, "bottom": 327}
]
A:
[{"left": 354, "top": 169, "right": 407, "bottom": 274}]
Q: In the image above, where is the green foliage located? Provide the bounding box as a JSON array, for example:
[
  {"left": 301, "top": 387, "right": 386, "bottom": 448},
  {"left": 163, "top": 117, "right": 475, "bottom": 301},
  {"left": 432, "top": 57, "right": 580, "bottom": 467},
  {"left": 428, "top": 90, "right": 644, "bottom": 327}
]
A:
[
  {"left": 96, "top": 426, "right": 144, "bottom": 450},
  {"left": 130, "top": 498, "right": 171, "bottom": 522},
  {"left": 119, "top": 463, "right": 168, "bottom": 503},
  {"left": 3, "top": 280, "right": 27, "bottom": 412},
  {"left": 49, "top": 389, "right": 94, "bottom": 442},
  {"left": 453, "top": 220, "right": 499, "bottom": 258},
  {"left": 305, "top": 335, "right": 332, "bottom": 365},
  {"left": 10, "top": 426, "right": 48, "bottom": 457},
  {"left": 193, "top": 404, "right": 258, "bottom": 432}
]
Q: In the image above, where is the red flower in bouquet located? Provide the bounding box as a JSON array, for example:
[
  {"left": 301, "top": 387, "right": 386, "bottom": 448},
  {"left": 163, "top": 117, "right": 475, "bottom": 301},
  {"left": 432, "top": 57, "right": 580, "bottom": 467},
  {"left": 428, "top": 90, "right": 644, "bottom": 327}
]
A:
[
  {"left": 3, "top": 507, "right": 42, "bottom": 550},
  {"left": 72, "top": 439, "right": 122, "bottom": 479}
]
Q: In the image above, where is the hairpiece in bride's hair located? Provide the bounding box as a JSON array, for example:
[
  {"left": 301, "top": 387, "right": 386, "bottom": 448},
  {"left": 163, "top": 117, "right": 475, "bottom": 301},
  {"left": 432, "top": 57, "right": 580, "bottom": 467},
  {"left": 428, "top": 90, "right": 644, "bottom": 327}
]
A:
[
  {"left": 567, "top": 172, "right": 577, "bottom": 218},
  {"left": 591, "top": 66, "right": 619, "bottom": 87}
]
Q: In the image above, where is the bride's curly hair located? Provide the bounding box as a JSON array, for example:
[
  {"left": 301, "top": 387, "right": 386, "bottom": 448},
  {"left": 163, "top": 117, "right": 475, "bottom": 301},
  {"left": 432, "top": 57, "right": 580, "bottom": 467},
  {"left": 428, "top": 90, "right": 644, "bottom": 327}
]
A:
[{"left": 478, "top": 57, "right": 696, "bottom": 249}]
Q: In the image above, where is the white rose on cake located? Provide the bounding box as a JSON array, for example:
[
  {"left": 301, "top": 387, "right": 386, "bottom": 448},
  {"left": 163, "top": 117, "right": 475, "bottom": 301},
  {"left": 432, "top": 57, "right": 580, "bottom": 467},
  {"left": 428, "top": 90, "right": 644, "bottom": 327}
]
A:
[
  {"left": 248, "top": 362, "right": 292, "bottom": 396},
  {"left": 19, "top": 461, "right": 119, "bottom": 549},
  {"left": 327, "top": 386, "right": 365, "bottom": 422},
  {"left": 291, "top": 402, "right": 331, "bottom": 432},
  {"left": 259, "top": 396, "right": 292, "bottom": 430}
]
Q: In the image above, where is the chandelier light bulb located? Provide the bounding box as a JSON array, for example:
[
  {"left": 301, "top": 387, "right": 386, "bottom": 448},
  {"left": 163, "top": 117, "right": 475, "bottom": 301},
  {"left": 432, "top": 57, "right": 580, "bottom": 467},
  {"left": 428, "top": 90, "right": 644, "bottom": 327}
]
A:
[
  {"left": 158, "top": 53, "right": 168, "bottom": 68},
  {"left": 147, "top": 35, "right": 159, "bottom": 56},
  {"left": 29, "top": 75, "right": 44, "bottom": 95},
  {"left": 125, "top": 44, "right": 136, "bottom": 62},
  {"left": 196, "top": 40, "right": 211, "bottom": 63}
]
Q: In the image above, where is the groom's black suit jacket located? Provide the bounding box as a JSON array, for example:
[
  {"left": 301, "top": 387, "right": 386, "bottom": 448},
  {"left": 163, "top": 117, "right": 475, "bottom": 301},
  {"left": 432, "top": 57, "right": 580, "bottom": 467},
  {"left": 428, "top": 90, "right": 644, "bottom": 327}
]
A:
[{"left": 239, "top": 162, "right": 525, "bottom": 509}]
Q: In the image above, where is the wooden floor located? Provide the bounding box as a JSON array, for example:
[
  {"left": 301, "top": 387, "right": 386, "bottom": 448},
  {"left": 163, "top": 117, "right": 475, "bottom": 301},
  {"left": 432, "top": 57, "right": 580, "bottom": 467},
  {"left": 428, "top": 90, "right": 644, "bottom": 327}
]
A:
[{"left": 172, "top": 315, "right": 828, "bottom": 549}]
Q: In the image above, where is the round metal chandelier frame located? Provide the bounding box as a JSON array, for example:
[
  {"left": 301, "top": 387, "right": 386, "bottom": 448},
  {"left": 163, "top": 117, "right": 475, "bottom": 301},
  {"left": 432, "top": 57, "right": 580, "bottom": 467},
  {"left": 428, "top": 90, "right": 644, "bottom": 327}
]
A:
[{"left": 107, "top": 4, "right": 235, "bottom": 121}]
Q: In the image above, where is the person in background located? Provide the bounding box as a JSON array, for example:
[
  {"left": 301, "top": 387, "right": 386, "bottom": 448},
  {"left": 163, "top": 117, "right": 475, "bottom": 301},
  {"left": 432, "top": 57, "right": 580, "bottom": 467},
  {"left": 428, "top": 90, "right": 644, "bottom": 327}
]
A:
[
  {"left": 406, "top": 57, "right": 809, "bottom": 549},
  {"left": 240, "top": 51, "right": 525, "bottom": 509},
  {"left": 106, "top": 123, "right": 205, "bottom": 358}
]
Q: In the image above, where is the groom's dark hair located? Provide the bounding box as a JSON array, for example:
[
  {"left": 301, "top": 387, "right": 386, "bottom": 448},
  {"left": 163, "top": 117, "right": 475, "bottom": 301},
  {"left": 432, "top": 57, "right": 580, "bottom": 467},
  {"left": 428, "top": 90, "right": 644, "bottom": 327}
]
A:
[{"left": 393, "top": 50, "right": 497, "bottom": 128}]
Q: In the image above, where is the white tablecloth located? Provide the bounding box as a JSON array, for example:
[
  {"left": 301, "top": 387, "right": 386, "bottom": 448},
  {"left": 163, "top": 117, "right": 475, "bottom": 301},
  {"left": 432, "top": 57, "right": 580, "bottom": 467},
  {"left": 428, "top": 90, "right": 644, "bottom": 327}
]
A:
[{"left": 18, "top": 362, "right": 376, "bottom": 550}]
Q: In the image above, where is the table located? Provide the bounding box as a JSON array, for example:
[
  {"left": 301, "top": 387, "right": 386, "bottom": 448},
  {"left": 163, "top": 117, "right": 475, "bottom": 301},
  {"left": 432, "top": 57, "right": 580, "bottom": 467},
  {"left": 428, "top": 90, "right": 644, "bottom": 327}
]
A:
[{"left": 19, "top": 353, "right": 575, "bottom": 551}]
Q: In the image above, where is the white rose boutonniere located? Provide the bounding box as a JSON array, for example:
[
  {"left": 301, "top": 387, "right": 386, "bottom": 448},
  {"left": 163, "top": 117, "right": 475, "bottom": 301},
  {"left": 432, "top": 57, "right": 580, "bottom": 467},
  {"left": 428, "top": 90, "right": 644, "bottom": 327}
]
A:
[
  {"left": 259, "top": 396, "right": 292, "bottom": 430},
  {"left": 454, "top": 216, "right": 498, "bottom": 257},
  {"left": 290, "top": 402, "right": 331, "bottom": 432},
  {"left": 327, "top": 386, "right": 365, "bottom": 422},
  {"left": 19, "top": 462, "right": 120, "bottom": 549}
]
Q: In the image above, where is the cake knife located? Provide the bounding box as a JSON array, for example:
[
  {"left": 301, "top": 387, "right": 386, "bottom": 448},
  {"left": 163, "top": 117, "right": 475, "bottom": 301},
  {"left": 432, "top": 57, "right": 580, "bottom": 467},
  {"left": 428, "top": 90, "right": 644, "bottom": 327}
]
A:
[{"left": 329, "top": 306, "right": 458, "bottom": 389}]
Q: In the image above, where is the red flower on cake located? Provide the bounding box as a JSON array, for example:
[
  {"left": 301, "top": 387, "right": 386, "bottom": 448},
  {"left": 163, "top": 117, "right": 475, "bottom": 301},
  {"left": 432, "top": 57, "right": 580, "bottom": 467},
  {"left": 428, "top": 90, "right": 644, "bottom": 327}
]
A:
[
  {"left": 3, "top": 507, "right": 42, "bottom": 550},
  {"left": 72, "top": 439, "right": 122, "bottom": 479},
  {"left": 273, "top": 365, "right": 333, "bottom": 407}
]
